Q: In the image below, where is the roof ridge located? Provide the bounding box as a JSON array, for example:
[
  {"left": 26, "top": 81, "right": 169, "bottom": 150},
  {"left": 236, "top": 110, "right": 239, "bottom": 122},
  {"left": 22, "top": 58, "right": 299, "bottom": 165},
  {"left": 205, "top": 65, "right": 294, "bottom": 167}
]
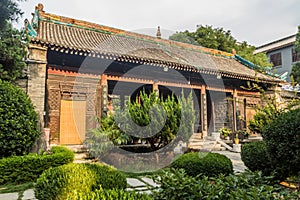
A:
[{"left": 36, "top": 4, "right": 233, "bottom": 58}]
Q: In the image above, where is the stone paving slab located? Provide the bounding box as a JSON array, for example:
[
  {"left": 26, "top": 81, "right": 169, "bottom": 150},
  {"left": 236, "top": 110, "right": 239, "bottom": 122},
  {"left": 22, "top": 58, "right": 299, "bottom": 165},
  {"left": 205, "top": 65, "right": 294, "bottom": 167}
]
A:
[
  {"left": 126, "top": 178, "right": 146, "bottom": 187},
  {"left": 0, "top": 192, "right": 18, "bottom": 200},
  {"left": 22, "top": 189, "right": 36, "bottom": 200},
  {"left": 141, "top": 177, "right": 160, "bottom": 188}
]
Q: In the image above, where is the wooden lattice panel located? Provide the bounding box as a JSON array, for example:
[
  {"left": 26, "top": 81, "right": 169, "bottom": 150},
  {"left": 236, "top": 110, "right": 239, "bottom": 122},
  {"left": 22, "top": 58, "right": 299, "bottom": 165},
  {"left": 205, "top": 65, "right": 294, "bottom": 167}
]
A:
[{"left": 60, "top": 100, "right": 86, "bottom": 145}]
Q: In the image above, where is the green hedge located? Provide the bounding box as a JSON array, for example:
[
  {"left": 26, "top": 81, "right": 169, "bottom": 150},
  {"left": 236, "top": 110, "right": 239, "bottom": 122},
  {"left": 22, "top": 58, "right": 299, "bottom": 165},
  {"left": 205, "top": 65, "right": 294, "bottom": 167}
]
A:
[
  {"left": 35, "top": 163, "right": 127, "bottom": 200},
  {"left": 0, "top": 146, "right": 74, "bottom": 184},
  {"left": 67, "top": 189, "right": 152, "bottom": 200},
  {"left": 241, "top": 141, "right": 272, "bottom": 175},
  {"left": 170, "top": 152, "right": 233, "bottom": 177}
]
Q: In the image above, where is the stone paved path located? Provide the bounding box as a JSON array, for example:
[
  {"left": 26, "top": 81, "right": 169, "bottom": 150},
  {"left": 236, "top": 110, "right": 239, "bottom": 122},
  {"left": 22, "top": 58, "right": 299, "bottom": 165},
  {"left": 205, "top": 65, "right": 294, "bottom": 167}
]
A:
[{"left": 0, "top": 150, "right": 247, "bottom": 199}]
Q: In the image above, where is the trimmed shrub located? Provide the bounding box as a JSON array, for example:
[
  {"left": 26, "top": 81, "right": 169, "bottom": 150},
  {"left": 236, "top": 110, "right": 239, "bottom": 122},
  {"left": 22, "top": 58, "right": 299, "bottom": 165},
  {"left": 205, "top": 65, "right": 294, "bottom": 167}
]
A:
[
  {"left": 68, "top": 189, "right": 153, "bottom": 200},
  {"left": 35, "top": 163, "right": 127, "bottom": 200},
  {"left": 241, "top": 141, "right": 272, "bottom": 175},
  {"left": 262, "top": 108, "right": 300, "bottom": 180},
  {"left": 0, "top": 146, "right": 74, "bottom": 184},
  {"left": 0, "top": 80, "right": 40, "bottom": 158},
  {"left": 170, "top": 152, "right": 233, "bottom": 177}
]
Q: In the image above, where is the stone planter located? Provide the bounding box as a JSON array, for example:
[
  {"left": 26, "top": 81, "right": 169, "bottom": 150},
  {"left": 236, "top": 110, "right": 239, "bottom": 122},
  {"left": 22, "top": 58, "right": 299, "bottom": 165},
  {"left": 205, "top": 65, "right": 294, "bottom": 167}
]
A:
[
  {"left": 211, "top": 132, "right": 220, "bottom": 140},
  {"left": 233, "top": 144, "right": 241, "bottom": 152}
]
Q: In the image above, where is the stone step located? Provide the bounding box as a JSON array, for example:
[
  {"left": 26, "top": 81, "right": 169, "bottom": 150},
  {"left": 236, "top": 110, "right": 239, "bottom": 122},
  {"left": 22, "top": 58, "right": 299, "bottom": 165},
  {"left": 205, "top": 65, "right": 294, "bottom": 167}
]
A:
[
  {"left": 64, "top": 145, "right": 88, "bottom": 153},
  {"left": 189, "top": 139, "right": 202, "bottom": 143},
  {"left": 74, "top": 152, "right": 88, "bottom": 160},
  {"left": 190, "top": 133, "right": 203, "bottom": 139},
  {"left": 204, "top": 136, "right": 217, "bottom": 141}
]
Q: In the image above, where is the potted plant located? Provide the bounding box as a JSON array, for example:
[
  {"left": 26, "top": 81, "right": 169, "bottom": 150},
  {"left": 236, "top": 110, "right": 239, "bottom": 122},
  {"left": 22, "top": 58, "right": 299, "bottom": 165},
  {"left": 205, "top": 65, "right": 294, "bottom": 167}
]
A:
[
  {"left": 219, "top": 127, "right": 232, "bottom": 140},
  {"left": 234, "top": 133, "right": 239, "bottom": 144}
]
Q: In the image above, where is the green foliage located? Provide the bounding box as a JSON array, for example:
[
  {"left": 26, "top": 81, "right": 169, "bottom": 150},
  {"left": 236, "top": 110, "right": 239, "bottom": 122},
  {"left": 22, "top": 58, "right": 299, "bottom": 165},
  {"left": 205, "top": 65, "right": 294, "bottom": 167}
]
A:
[
  {"left": 152, "top": 169, "right": 300, "bottom": 200},
  {"left": 0, "top": 0, "right": 28, "bottom": 81},
  {"left": 85, "top": 115, "right": 130, "bottom": 157},
  {"left": 290, "top": 62, "right": 300, "bottom": 83},
  {"left": 170, "top": 152, "right": 233, "bottom": 177},
  {"left": 0, "top": 146, "right": 74, "bottom": 184},
  {"left": 68, "top": 189, "right": 153, "bottom": 200},
  {"left": 169, "top": 25, "right": 271, "bottom": 69},
  {"left": 122, "top": 91, "right": 186, "bottom": 150},
  {"left": 296, "top": 25, "right": 300, "bottom": 51},
  {"left": 177, "top": 91, "right": 195, "bottom": 142},
  {"left": 262, "top": 108, "right": 300, "bottom": 180},
  {"left": 218, "top": 127, "right": 232, "bottom": 137},
  {"left": 248, "top": 97, "right": 281, "bottom": 135},
  {"left": 0, "top": 0, "right": 25, "bottom": 29},
  {"left": 35, "top": 163, "right": 127, "bottom": 200},
  {"left": 169, "top": 31, "right": 199, "bottom": 45},
  {"left": 0, "top": 24, "right": 28, "bottom": 81},
  {"left": 0, "top": 80, "right": 40, "bottom": 158},
  {"left": 241, "top": 141, "right": 272, "bottom": 175}
]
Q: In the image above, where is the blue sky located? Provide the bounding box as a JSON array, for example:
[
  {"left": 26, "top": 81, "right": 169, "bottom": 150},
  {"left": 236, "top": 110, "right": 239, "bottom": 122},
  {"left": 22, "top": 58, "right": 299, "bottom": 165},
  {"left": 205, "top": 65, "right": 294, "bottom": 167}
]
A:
[{"left": 15, "top": 0, "right": 300, "bottom": 46}]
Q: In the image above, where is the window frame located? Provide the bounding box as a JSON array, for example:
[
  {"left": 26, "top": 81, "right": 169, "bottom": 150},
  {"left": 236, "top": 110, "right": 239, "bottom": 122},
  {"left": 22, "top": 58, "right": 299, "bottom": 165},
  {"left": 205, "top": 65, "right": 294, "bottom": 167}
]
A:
[{"left": 269, "top": 52, "right": 282, "bottom": 67}]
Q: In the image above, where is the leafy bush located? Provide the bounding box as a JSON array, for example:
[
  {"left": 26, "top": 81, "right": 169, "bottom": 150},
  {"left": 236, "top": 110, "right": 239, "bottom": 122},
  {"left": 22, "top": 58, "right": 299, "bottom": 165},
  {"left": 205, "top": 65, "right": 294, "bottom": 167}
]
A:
[
  {"left": 170, "top": 152, "right": 233, "bottom": 177},
  {"left": 0, "top": 146, "right": 74, "bottom": 184},
  {"left": 35, "top": 163, "right": 127, "bottom": 200},
  {"left": 248, "top": 101, "right": 281, "bottom": 135},
  {"left": 241, "top": 141, "right": 272, "bottom": 175},
  {"left": 152, "top": 169, "right": 300, "bottom": 200},
  {"left": 67, "top": 189, "right": 153, "bottom": 200},
  {"left": 262, "top": 108, "right": 300, "bottom": 180},
  {"left": 0, "top": 80, "right": 40, "bottom": 158}
]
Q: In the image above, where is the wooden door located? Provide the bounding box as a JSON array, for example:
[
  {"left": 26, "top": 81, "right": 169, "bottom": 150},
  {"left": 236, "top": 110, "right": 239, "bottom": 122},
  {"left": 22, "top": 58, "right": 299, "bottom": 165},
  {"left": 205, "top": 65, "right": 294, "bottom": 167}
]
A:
[{"left": 60, "top": 100, "right": 86, "bottom": 145}]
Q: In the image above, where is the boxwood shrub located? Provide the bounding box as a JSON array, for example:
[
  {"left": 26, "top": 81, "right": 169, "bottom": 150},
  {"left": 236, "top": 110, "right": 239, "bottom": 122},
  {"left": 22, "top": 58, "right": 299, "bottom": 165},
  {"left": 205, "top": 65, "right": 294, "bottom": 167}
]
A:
[
  {"left": 67, "top": 189, "right": 153, "bottom": 200},
  {"left": 241, "top": 141, "right": 272, "bottom": 175},
  {"left": 0, "top": 80, "right": 40, "bottom": 158},
  {"left": 170, "top": 152, "right": 233, "bottom": 177},
  {"left": 0, "top": 146, "right": 74, "bottom": 184},
  {"left": 35, "top": 163, "right": 127, "bottom": 200}
]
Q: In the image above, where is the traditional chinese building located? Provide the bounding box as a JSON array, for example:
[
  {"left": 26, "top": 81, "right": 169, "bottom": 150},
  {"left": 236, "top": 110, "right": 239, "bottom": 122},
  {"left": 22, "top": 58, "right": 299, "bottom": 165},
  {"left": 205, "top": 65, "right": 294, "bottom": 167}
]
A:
[{"left": 25, "top": 4, "right": 281, "bottom": 145}]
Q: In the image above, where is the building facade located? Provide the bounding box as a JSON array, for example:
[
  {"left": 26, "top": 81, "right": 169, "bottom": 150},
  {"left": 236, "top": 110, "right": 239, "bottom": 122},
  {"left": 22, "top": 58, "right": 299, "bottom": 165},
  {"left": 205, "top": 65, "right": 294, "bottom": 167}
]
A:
[
  {"left": 255, "top": 35, "right": 300, "bottom": 82},
  {"left": 25, "top": 4, "right": 281, "bottom": 146}
]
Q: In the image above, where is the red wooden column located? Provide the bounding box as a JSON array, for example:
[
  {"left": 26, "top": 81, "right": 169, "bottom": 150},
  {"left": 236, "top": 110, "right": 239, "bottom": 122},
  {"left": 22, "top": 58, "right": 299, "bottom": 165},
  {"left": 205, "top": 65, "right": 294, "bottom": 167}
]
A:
[{"left": 233, "top": 89, "right": 238, "bottom": 131}]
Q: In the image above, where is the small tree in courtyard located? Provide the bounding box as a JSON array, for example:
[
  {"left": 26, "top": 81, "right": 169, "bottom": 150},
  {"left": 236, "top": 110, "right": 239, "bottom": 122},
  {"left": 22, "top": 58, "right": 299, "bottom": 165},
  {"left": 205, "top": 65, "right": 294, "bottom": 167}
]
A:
[{"left": 86, "top": 90, "right": 195, "bottom": 155}]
